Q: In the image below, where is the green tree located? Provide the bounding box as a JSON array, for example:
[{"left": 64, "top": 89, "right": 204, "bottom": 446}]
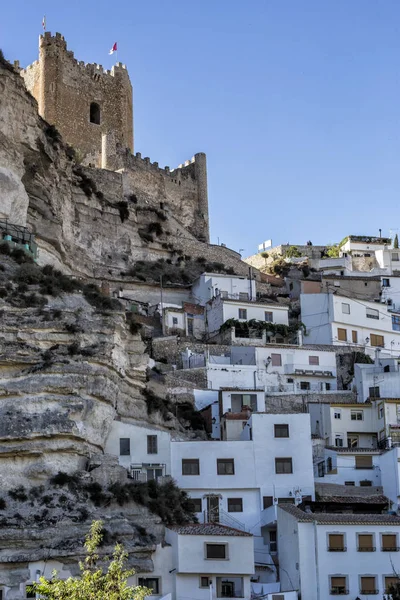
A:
[
  {"left": 284, "top": 246, "right": 302, "bottom": 258},
  {"left": 28, "top": 521, "right": 150, "bottom": 600},
  {"left": 385, "top": 581, "right": 400, "bottom": 599},
  {"left": 326, "top": 245, "right": 340, "bottom": 258},
  {"left": 394, "top": 234, "right": 399, "bottom": 249}
]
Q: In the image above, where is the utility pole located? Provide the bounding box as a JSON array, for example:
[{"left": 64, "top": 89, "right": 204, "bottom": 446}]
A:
[{"left": 160, "top": 275, "right": 165, "bottom": 335}]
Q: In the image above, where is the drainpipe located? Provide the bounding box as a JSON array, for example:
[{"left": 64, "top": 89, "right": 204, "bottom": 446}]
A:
[{"left": 313, "top": 521, "right": 320, "bottom": 600}]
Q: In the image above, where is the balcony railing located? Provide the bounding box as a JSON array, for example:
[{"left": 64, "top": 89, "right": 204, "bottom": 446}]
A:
[
  {"left": 360, "top": 590, "right": 378, "bottom": 595},
  {"left": 330, "top": 588, "right": 348, "bottom": 595},
  {"left": 328, "top": 546, "right": 347, "bottom": 552},
  {"left": 382, "top": 546, "right": 400, "bottom": 552},
  {"left": 283, "top": 364, "right": 334, "bottom": 377},
  {"left": 358, "top": 546, "right": 376, "bottom": 552}
]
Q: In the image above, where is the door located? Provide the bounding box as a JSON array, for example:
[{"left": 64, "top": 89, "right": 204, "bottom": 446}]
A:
[{"left": 207, "top": 496, "right": 220, "bottom": 522}]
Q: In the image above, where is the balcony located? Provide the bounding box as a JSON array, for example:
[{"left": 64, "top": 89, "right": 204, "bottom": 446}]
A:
[
  {"left": 283, "top": 364, "right": 335, "bottom": 377},
  {"left": 330, "top": 588, "right": 348, "bottom": 595},
  {"left": 382, "top": 546, "right": 400, "bottom": 552},
  {"left": 357, "top": 546, "right": 376, "bottom": 552},
  {"left": 360, "top": 590, "right": 378, "bottom": 595},
  {"left": 328, "top": 546, "right": 347, "bottom": 552}
]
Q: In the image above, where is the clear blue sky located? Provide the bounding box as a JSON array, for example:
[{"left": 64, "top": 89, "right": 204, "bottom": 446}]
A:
[{"left": 2, "top": 1, "right": 400, "bottom": 256}]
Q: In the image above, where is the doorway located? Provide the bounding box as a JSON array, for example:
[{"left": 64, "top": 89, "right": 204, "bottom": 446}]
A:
[{"left": 206, "top": 496, "right": 220, "bottom": 522}]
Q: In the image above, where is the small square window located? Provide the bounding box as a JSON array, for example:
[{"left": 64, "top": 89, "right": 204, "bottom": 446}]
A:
[
  {"left": 119, "top": 438, "right": 130, "bottom": 456},
  {"left": 182, "top": 459, "right": 200, "bottom": 475},
  {"left": 334, "top": 410, "right": 341, "bottom": 419},
  {"left": 342, "top": 303, "right": 350, "bottom": 314},
  {"left": 265, "top": 311, "right": 273, "bottom": 322},
  {"left": 275, "top": 457, "right": 292, "bottom": 474},
  {"left": 138, "top": 578, "right": 160, "bottom": 594},
  {"left": 238, "top": 308, "right": 247, "bottom": 320},
  {"left": 352, "top": 330, "right": 358, "bottom": 343},
  {"left": 360, "top": 576, "right": 377, "bottom": 595},
  {"left": 328, "top": 534, "right": 345, "bottom": 551},
  {"left": 337, "top": 327, "right": 347, "bottom": 341},
  {"left": 350, "top": 411, "right": 363, "bottom": 421},
  {"left": 200, "top": 576, "right": 210, "bottom": 588},
  {"left": 369, "top": 386, "right": 380, "bottom": 399},
  {"left": 172, "top": 317, "right": 178, "bottom": 325},
  {"left": 383, "top": 278, "right": 390, "bottom": 287},
  {"left": 271, "top": 353, "right": 282, "bottom": 367},
  {"left": 330, "top": 576, "right": 347, "bottom": 595},
  {"left": 217, "top": 459, "right": 235, "bottom": 475},
  {"left": 205, "top": 543, "right": 227, "bottom": 559},
  {"left": 263, "top": 496, "right": 273, "bottom": 509},
  {"left": 300, "top": 381, "right": 310, "bottom": 390},
  {"left": 344, "top": 481, "right": 355, "bottom": 486},
  {"left": 227, "top": 498, "right": 243, "bottom": 512},
  {"left": 309, "top": 356, "right": 319, "bottom": 365},
  {"left": 274, "top": 424, "right": 289, "bottom": 438},
  {"left": 190, "top": 498, "right": 202, "bottom": 512}
]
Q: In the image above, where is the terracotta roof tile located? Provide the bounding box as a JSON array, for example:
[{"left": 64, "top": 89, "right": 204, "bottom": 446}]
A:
[{"left": 168, "top": 523, "right": 252, "bottom": 537}]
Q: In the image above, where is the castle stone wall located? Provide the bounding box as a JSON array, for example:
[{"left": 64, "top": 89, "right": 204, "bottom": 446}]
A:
[{"left": 20, "top": 33, "right": 133, "bottom": 165}]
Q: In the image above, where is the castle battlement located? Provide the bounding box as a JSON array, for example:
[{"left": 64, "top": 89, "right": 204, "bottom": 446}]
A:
[{"left": 110, "top": 145, "right": 199, "bottom": 179}]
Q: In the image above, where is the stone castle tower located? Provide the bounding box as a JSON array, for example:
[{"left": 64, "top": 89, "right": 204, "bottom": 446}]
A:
[{"left": 20, "top": 32, "right": 133, "bottom": 166}]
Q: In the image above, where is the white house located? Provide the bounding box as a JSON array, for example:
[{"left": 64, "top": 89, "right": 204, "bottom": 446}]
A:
[
  {"left": 277, "top": 503, "right": 400, "bottom": 600},
  {"left": 206, "top": 295, "right": 289, "bottom": 337},
  {"left": 104, "top": 421, "right": 172, "bottom": 481},
  {"left": 191, "top": 273, "right": 257, "bottom": 306},
  {"left": 165, "top": 524, "right": 254, "bottom": 600},
  {"left": 301, "top": 292, "right": 400, "bottom": 357},
  {"left": 162, "top": 303, "right": 205, "bottom": 339},
  {"left": 206, "top": 345, "right": 338, "bottom": 393},
  {"left": 354, "top": 359, "right": 400, "bottom": 403}
]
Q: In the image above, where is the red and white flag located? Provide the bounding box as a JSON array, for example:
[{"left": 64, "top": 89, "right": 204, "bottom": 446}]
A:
[{"left": 109, "top": 42, "right": 117, "bottom": 55}]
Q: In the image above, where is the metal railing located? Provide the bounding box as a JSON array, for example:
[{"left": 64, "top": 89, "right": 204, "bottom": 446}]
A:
[
  {"left": 330, "top": 588, "right": 348, "bottom": 595},
  {"left": 203, "top": 507, "right": 247, "bottom": 532}
]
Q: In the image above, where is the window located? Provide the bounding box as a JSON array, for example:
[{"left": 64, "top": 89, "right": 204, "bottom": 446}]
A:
[
  {"left": 138, "top": 578, "right": 160, "bottom": 594},
  {"left": 239, "top": 292, "right": 249, "bottom": 301},
  {"left": 369, "top": 386, "right": 380, "bottom": 398},
  {"left": 351, "top": 410, "right": 363, "bottom": 421},
  {"left": 355, "top": 455, "right": 373, "bottom": 469},
  {"left": 358, "top": 534, "right": 375, "bottom": 552},
  {"left": 217, "top": 459, "right": 235, "bottom": 475},
  {"left": 119, "top": 438, "right": 130, "bottom": 456},
  {"left": 269, "top": 530, "right": 277, "bottom": 552},
  {"left": 231, "top": 393, "right": 257, "bottom": 412},
  {"left": 271, "top": 353, "right": 282, "bottom": 367},
  {"left": 370, "top": 334, "right": 384, "bottom": 347},
  {"left": 190, "top": 498, "right": 202, "bottom": 512},
  {"left": 344, "top": 481, "right": 355, "bottom": 486},
  {"left": 89, "top": 102, "right": 101, "bottom": 124},
  {"left": 146, "top": 467, "right": 163, "bottom": 481},
  {"left": 265, "top": 311, "right": 273, "bottom": 322},
  {"left": 366, "top": 307, "right": 379, "bottom": 320},
  {"left": 147, "top": 435, "right": 158, "bottom": 454},
  {"left": 360, "top": 480, "right": 372, "bottom": 486},
  {"left": 360, "top": 576, "right": 377, "bottom": 595},
  {"left": 328, "top": 534, "right": 345, "bottom": 551},
  {"left": 317, "top": 461, "right": 325, "bottom": 477},
  {"left": 263, "top": 496, "right": 273, "bottom": 509},
  {"left": 352, "top": 330, "right": 358, "bottom": 343},
  {"left": 182, "top": 459, "right": 200, "bottom": 475},
  {"left": 378, "top": 403, "right": 384, "bottom": 418},
  {"left": 216, "top": 576, "right": 243, "bottom": 598},
  {"left": 392, "top": 315, "right": 400, "bottom": 331},
  {"left": 206, "top": 544, "right": 227, "bottom": 559},
  {"left": 275, "top": 457, "right": 293, "bottom": 474},
  {"left": 326, "top": 457, "right": 333, "bottom": 472},
  {"left": 335, "top": 435, "right": 344, "bottom": 447},
  {"left": 382, "top": 534, "right": 398, "bottom": 551},
  {"left": 347, "top": 436, "right": 358, "bottom": 448},
  {"left": 309, "top": 355, "right": 319, "bottom": 365},
  {"left": 200, "top": 576, "right": 210, "bottom": 588},
  {"left": 334, "top": 410, "right": 341, "bottom": 419},
  {"left": 393, "top": 253, "right": 399, "bottom": 262},
  {"left": 342, "top": 303, "right": 350, "bottom": 314},
  {"left": 26, "top": 588, "right": 36, "bottom": 599},
  {"left": 300, "top": 381, "right": 310, "bottom": 390},
  {"left": 271, "top": 596, "right": 284, "bottom": 600},
  {"left": 227, "top": 498, "right": 243, "bottom": 512},
  {"left": 274, "top": 424, "right": 289, "bottom": 438},
  {"left": 337, "top": 328, "right": 347, "bottom": 342},
  {"left": 277, "top": 497, "right": 295, "bottom": 504},
  {"left": 238, "top": 308, "right": 247, "bottom": 319},
  {"left": 330, "top": 576, "right": 347, "bottom": 595},
  {"left": 385, "top": 576, "right": 399, "bottom": 593},
  {"left": 187, "top": 318, "right": 194, "bottom": 335},
  {"left": 172, "top": 317, "right": 178, "bottom": 326},
  {"left": 383, "top": 278, "right": 391, "bottom": 287},
  {"left": 326, "top": 382, "right": 331, "bottom": 391}
]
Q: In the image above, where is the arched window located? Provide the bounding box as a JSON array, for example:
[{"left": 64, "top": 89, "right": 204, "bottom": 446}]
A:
[{"left": 90, "top": 102, "right": 101, "bottom": 125}]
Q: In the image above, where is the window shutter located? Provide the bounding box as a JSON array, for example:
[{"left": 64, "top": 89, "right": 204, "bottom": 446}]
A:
[
  {"left": 355, "top": 455, "right": 373, "bottom": 469},
  {"left": 358, "top": 534, "right": 373, "bottom": 550},
  {"left": 361, "top": 577, "right": 376, "bottom": 592},
  {"left": 329, "top": 534, "right": 344, "bottom": 549},
  {"left": 331, "top": 577, "right": 345, "bottom": 587},
  {"left": 382, "top": 534, "right": 397, "bottom": 550}
]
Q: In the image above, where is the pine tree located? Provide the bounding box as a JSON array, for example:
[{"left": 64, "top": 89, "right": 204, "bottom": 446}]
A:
[{"left": 28, "top": 521, "right": 150, "bottom": 600}]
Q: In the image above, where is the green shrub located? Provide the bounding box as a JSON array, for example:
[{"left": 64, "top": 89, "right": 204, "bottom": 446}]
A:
[
  {"left": 50, "top": 471, "right": 79, "bottom": 487},
  {"left": 83, "top": 283, "right": 121, "bottom": 311},
  {"left": 85, "top": 482, "right": 109, "bottom": 506},
  {"left": 0, "top": 498, "right": 6, "bottom": 510},
  {"left": 15, "top": 263, "right": 42, "bottom": 284},
  {"left": 10, "top": 248, "right": 33, "bottom": 264}
]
